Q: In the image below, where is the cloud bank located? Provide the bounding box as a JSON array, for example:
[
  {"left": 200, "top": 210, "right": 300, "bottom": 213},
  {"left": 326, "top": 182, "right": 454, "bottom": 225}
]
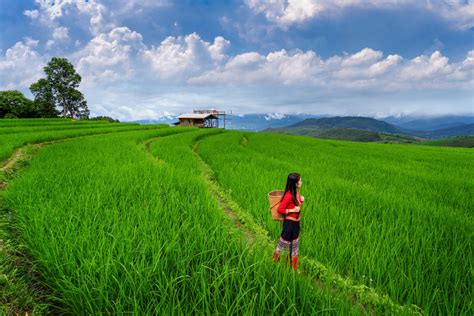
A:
[
  {"left": 245, "top": 0, "right": 474, "bottom": 30},
  {"left": 1, "top": 1, "right": 471, "bottom": 120}
]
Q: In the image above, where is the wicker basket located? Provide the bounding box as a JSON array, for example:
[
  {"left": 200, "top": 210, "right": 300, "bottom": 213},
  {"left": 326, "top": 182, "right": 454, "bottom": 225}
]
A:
[{"left": 268, "top": 190, "right": 285, "bottom": 221}]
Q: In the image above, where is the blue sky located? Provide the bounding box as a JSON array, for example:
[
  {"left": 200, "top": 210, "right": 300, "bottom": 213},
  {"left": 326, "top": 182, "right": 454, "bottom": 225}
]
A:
[{"left": 0, "top": 0, "right": 473, "bottom": 120}]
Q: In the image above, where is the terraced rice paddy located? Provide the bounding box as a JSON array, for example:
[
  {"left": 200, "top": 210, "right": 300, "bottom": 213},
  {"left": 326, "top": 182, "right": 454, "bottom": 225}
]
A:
[{"left": 0, "top": 119, "right": 472, "bottom": 314}]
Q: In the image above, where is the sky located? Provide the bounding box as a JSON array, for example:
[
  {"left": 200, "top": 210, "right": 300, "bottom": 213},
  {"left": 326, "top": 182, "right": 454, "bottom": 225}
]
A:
[{"left": 0, "top": 0, "right": 473, "bottom": 121}]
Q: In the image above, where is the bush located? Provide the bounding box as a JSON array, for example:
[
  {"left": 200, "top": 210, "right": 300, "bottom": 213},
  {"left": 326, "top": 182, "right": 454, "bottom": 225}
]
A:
[
  {"left": 4, "top": 113, "right": 18, "bottom": 119},
  {"left": 89, "top": 116, "right": 120, "bottom": 123}
]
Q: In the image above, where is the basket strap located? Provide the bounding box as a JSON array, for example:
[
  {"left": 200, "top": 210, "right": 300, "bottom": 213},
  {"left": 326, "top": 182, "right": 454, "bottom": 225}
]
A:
[{"left": 270, "top": 201, "right": 280, "bottom": 210}]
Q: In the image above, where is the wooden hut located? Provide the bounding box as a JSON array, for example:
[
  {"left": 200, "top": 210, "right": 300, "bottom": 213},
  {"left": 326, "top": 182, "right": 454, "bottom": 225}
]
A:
[{"left": 174, "top": 113, "right": 219, "bottom": 128}]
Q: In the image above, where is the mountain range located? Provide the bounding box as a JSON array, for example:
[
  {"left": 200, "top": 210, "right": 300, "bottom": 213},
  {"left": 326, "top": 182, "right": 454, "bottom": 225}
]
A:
[{"left": 131, "top": 114, "right": 474, "bottom": 140}]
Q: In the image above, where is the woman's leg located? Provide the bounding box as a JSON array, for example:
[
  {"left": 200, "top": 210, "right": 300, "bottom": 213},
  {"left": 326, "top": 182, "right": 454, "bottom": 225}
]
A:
[
  {"left": 290, "top": 238, "right": 299, "bottom": 270},
  {"left": 273, "top": 237, "right": 290, "bottom": 261}
]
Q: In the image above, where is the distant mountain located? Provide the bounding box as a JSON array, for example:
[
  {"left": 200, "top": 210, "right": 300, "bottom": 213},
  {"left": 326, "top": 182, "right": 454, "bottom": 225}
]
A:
[
  {"left": 229, "top": 113, "right": 321, "bottom": 131},
  {"left": 289, "top": 116, "right": 404, "bottom": 134},
  {"left": 264, "top": 126, "right": 417, "bottom": 143},
  {"left": 382, "top": 115, "right": 474, "bottom": 131},
  {"left": 414, "top": 124, "right": 474, "bottom": 139}
]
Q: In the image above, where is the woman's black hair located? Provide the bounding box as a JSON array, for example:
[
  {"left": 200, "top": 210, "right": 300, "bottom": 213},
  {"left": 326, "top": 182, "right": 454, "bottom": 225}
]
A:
[{"left": 282, "top": 173, "right": 300, "bottom": 206}]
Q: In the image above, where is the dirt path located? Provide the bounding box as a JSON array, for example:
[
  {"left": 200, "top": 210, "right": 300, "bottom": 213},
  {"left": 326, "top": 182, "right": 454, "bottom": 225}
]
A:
[
  {"left": 1, "top": 141, "right": 60, "bottom": 172},
  {"left": 191, "top": 142, "right": 258, "bottom": 246},
  {"left": 0, "top": 142, "right": 57, "bottom": 190},
  {"left": 0, "top": 148, "right": 23, "bottom": 171}
]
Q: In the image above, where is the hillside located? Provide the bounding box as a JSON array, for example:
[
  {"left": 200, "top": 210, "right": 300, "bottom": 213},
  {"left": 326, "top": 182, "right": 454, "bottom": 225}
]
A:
[
  {"left": 418, "top": 135, "right": 474, "bottom": 148},
  {"left": 264, "top": 126, "right": 418, "bottom": 143},
  {"left": 264, "top": 116, "right": 418, "bottom": 143},
  {"left": 265, "top": 116, "right": 473, "bottom": 143},
  {"left": 411, "top": 123, "right": 474, "bottom": 139},
  {"left": 393, "top": 115, "right": 474, "bottom": 131},
  {"left": 289, "top": 116, "right": 404, "bottom": 134}
]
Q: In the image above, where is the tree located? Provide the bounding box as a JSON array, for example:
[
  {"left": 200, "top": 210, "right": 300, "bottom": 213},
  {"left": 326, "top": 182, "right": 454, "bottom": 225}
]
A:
[
  {"left": 29, "top": 79, "right": 59, "bottom": 118},
  {"left": 31, "top": 57, "right": 89, "bottom": 119},
  {"left": 0, "top": 90, "right": 36, "bottom": 118}
]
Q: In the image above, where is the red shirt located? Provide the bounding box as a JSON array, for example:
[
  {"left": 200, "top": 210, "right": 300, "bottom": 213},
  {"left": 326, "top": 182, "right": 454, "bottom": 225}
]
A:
[{"left": 277, "top": 191, "right": 303, "bottom": 220}]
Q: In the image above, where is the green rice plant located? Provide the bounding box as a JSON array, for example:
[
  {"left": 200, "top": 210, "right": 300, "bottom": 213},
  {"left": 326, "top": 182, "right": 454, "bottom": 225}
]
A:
[
  {"left": 197, "top": 131, "right": 473, "bottom": 314},
  {"left": 4, "top": 128, "right": 359, "bottom": 314},
  {"left": 0, "top": 121, "right": 123, "bottom": 135},
  {"left": 0, "top": 123, "right": 168, "bottom": 163},
  {"left": 0, "top": 118, "right": 108, "bottom": 127}
]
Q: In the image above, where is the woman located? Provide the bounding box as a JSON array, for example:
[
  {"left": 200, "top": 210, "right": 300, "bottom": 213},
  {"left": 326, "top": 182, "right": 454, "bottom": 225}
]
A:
[{"left": 272, "top": 173, "right": 304, "bottom": 271}]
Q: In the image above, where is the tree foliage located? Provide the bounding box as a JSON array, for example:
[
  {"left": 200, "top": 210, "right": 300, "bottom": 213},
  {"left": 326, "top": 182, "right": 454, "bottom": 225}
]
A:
[
  {"left": 0, "top": 90, "right": 36, "bottom": 118},
  {"left": 29, "top": 79, "right": 59, "bottom": 118},
  {"left": 30, "top": 57, "right": 89, "bottom": 119}
]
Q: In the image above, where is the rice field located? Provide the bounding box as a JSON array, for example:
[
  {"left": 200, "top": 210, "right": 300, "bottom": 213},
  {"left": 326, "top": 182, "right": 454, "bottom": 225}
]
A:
[
  {"left": 0, "top": 121, "right": 168, "bottom": 162},
  {"left": 197, "top": 131, "right": 473, "bottom": 314},
  {"left": 1, "top": 119, "right": 472, "bottom": 314},
  {"left": 1, "top": 120, "right": 357, "bottom": 314}
]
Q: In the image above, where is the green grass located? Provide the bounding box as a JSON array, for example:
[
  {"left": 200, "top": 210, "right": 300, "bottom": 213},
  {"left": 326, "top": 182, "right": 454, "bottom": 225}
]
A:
[
  {"left": 0, "top": 123, "right": 168, "bottom": 163},
  {"left": 2, "top": 120, "right": 471, "bottom": 314},
  {"left": 0, "top": 118, "right": 110, "bottom": 127},
  {"left": 265, "top": 127, "right": 418, "bottom": 144},
  {"left": 0, "top": 121, "right": 126, "bottom": 135},
  {"left": 197, "top": 131, "right": 473, "bottom": 314},
  {"left": 3, "top": 127, "right": 359, "bottom": 314}
]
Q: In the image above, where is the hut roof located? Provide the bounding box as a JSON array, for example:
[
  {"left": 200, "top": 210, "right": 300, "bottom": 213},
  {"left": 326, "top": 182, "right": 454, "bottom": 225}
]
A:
[{"left": 178, "top": 113, "right": 218, "bottom": 119}]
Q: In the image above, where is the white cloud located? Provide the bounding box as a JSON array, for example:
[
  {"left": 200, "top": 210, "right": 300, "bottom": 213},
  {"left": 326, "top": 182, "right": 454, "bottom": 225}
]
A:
[
  {"left": 73, "top": 27, "right": 145, "bottom": 84},
  {"left": 1, "top": 26, "right": 472, "bottom": 119},
  {"left": 53, "top": 26, "right": 70, "bottom": 41},
  {"left": 189, "top": 47, "right": 473, "bottom": 92},
  {"left": 46, "top": 40, "right": 55, "bottom": 50},
  {"left": 30, "top": 0, "right": 110, "bottom": 35},
  {"left": 0, "top": 39, "right": 45, "bottom": 90},
  {"left": 341, "top": 48, "right": 383, "bottom": 67},
  {"left": 142, "top": 33, "right": 230, "bottom": 79},
  {"left": 24, "top": 9, "right": 39, "bottom": 19},
  {"left": 427, "top": 0, "right": 474, "bottom": 30},
  {"left": 45, "top": 26, "right": 70, "bottom": 49},
  {"left": 209, "top": 36, "right": 230, "bottom": 61},
  {"left": 398, "top": 51, "right": 451, "bottom": 81},
  {"left": 24, "top": 37, "right": 40, "bottom": 48},
  {"left": 245, "top": 0, "right": 474, "bottom": 30},
  {"left": 26, "top": 0, "right": 172, "bottom": 37},
  {"left": 189, "top": 49, "right": 324, "bottom": 85},
  {"left": 368, "top": 54, "right": 402, "bottom": 77},
  {"left": 110, "top": 0, "right": 171, "bottom": 15}
]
